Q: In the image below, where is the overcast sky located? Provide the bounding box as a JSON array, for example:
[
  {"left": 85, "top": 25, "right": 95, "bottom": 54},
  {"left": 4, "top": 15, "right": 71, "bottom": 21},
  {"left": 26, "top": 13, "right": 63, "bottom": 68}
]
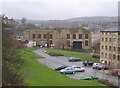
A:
[{"left": 0, "top": 0, "right": 119, "bottom": 20}]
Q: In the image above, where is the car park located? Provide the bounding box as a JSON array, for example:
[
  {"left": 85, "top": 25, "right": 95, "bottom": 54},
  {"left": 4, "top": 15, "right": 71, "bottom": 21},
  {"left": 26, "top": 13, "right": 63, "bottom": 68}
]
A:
[
  {"left": 83, "top": 61, "right": 94, "bottom": 66},
  {"left": 68, "top": 57, "right": 81, "bottom": 62},
  {"left": 55, "top": 65, "right": 68, "bottom": 71},
  {"left": 60, "top": 67, "right": 75, "bottom": 74},
  {"left": 72, "top": 65, "right": 85, "bottom": 72}
]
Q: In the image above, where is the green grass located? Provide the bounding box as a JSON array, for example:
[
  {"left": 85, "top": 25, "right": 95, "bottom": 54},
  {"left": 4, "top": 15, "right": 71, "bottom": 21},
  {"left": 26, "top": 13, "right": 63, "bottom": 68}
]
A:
[
  {"left": 20, "top": 47, "right": 39, "bottom": 52},
  {"left": 46, "top": 48, "right": 99, "bottom": 63},
  {"left": 10, "top": 48, "right": 107, "bottom": 86}
]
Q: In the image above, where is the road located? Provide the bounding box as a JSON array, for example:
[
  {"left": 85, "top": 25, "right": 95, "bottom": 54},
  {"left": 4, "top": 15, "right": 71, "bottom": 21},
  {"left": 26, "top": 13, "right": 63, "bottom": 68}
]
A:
[{"left": 33, "top": 48, "right": 119, "bottom": 86}]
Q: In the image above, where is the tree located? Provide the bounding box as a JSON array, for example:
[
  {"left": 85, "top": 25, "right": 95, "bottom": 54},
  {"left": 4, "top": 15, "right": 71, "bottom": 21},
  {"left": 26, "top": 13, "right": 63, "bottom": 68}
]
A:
[{"left": 21, "top": 17, "right": 26, "bottom": 25}]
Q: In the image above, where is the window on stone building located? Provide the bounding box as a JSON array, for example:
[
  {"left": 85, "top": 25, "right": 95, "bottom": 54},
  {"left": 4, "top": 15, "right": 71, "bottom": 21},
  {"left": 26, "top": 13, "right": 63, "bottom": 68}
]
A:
[
  {"left": 67, "top": 34, "right": 70, "bottom": 39},
  {"left": 114, "top": 46, "right": 116, "bottom": 51},
  {"left": 101, "top": 52, "right": 104, "bottom": 58},
  {"left": 109, "top": 46, "right": 111, "bottom": 50},
  {"left": 79, "top": 34, "right": 82, "bottom": 39},
  {"left": 113, "top": 55, "right": 116, "bottom": 59},
  {"left": 85, "top": 34, "right": 88, "bottom": 39},
  {"left": 49, "top": 40, "right": 53, "bottom": 44},
  {"left": 102, "top": 38, "right": 104, "bottom": 42},
  {"left": 85, "top": 41, "right": 88, "bottom": 46},
  {"left": 102, "top": 45, "right": 104, "bottom": 49},
  {"left": 105, "top": 53, "right": 107, "bottom": 58},
  {"left": 105, "top": 46, "right": 107, "bottom": 50},
  {"left": 106, "top": 38, "right": 108, "bottom": 42},
  {"left": 44, "top": 34, "right": 47, "bottom": 39},
  {"left": 67, "top": 40, "right": 70, "bottom": 47},
  {"left": 32, "top": 34, "right": 35, "bottom": 39},
  {"left": 38, "top": 34, "right": 41, "bottom": 39},
  {"left": 109, "top": 38, "right": 112, "bottom": 42},
  {"left": 118, "top": 55, "right": 120, "bottom": 61},
  {"left": 73, "top": 34, "right": 76, "bottom": 39},
  {"left": 50, "top": 34, "right": 53, "bottom": 39}
]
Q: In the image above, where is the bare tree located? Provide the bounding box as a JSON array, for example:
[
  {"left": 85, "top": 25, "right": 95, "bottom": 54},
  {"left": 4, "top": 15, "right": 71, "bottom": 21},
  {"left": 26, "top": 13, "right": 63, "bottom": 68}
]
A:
[{"left": 21, "top": 17, "right": 26, "bottom": 25}]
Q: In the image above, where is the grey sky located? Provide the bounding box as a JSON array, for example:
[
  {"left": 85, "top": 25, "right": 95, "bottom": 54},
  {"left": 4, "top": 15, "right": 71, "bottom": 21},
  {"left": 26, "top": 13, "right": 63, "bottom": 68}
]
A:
[{"left": 1, "top": 0, "right": 119, "bottom": 20}]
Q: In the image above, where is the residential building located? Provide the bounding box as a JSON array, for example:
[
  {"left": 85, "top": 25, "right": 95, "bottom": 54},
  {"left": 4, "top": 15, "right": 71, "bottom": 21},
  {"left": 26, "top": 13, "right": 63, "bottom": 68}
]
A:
[{"left": 100, "top": 31, "right": 120, "bottom": 68}]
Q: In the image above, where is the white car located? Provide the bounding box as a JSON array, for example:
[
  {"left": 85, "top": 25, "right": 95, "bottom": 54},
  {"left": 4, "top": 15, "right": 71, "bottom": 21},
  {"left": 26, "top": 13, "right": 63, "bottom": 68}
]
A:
[
  {"left": 92, "top": 63, "right": 100, "bottom": 69},
  {"left": 72, "top": 65, "right": 85, "bottom": 72}
]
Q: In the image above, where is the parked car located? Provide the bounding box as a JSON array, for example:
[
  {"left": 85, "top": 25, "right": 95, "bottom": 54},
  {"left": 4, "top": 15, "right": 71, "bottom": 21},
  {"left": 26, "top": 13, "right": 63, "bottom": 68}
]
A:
[
  {"left": 96, "top": 64, "right": 109, "bottom": 70},
  {"left": 83, "top": 61, "right": 94, "bottom": 66},
  {"left": 92, "top": 63, "right": 100, "bottom": 69},
  {"left": 60, "top": 67, "right": 75, "bottom": 74},
  {"left": 92, "top": 54, "right": 100, "bottom": 58},
  {"left": 111, "top": 68, "right": 120, "bottom": 76},
  {"left": 72, "top": 65, "right": 85, "bottom": 72},
  {"left": 68, "top": 57, "right": 81, "bottom": 62},
  {"left": 81, "top": 76, "right": 92, "bottom": 80},
  {"left": 81, "top": 76, "right": 99, "bottom": 80},
  {"left": 55, "top": 65, "right": 68, "bottom": 71}
]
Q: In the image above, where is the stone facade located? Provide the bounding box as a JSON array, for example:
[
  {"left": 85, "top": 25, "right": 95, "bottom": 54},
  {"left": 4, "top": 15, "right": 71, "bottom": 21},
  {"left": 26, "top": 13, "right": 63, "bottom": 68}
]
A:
[
  {"left": 100, "top": 31, "right": 120, "bottom": 68},
  {"left": 28, "top": 27, "right": 91, "bottom": 50}
]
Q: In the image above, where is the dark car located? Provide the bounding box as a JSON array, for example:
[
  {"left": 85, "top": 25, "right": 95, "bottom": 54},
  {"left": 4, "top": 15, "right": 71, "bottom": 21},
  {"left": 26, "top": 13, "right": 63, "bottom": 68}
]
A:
[
  {"left": 83, "top": 61, "right": 94, "bottom": 66},
  {"left": 96, "top": 64, "right": 109, "bottom": 70},
  {"left": 68, "top": 57, "right": 81, "bottom": 62},
  {"left": 55, "top": 65, "right": 68, "bottom": 71}
]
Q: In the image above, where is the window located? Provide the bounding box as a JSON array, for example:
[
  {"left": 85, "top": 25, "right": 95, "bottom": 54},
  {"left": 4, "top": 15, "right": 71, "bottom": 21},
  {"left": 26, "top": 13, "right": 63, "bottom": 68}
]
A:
[
  {"left": 101, "top": 52, "right": 104, "bottom": 58},
  {"left": 79, "top": 34, "right": 82, "bottom": 39},
  {"left": 102, "top": 38, "right": 104, "bottom": 42},
  {"left": 85, "top": 41, "right": 88, "bottom": 46},
  {"left": 67, "top": 34, "right": 70, "bottom": 39},
  {"left": 50, "top": 34, "right": 52, "bottom": 39},
  {"left": 105, "top": 46, "right": 107, "bottom": 50},
  {"left": 73, "top": 34, "right": 76, "bottom": 39},
  {"left": 67, "top": 40, "right": 70, "bottom": 47},
  {"left": 85, "top": 34, "right": 88, "bottom": 39},
  {"left": 44, "top": 34, "right": 47, "bottom": 39},
  {"left": 118, "top": 55, "right": 120, "bottom": 61},
  {"left": 49, "top": 40, "right": 52, "bottom": 44},
  {"left": 109, "top": 38, "right": 112, "bottom": 42},
  {"left": 32, "top": 34, "right": 35, "bottom": 39},
  {"left": 102, "top": 45, "right": 104, "bottom": 49},
  {"left": 109, "top": 54, "right": 112, "bottom": 59},
  {"left": 118, "top": 38, "right": 120, "bottom": 44},
  {"left": 106, "top": 38, "right": 108, "bottom": 42},
  {"left": 114, "top": 38, "right": 116, "bottom": 43},
  {"left": 18, "top": 36, "right": 20, "bottom": 39},
  {"left": 105, "top": 53, "right": 107, "bottom": 58},
  {"left": 118, "top": 47, "right": 120, "bottom": 52},
  {"left": 113, "top": 55, "right": 116, "bottom": 59},
  {"left": 109, "top": 46, "right": 111, "bottom": 50},
  {"left": 114, "top": 47, "right": 116, "bottom": 51},
  {"left": 38, "top": 34, "right": 41, "bottom": 39}
]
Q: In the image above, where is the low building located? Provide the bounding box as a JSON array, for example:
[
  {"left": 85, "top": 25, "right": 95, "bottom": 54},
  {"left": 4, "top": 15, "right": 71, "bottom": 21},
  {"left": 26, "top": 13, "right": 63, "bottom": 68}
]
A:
[
  {"left": 28, "top": 27, "right": 91, "bottom": 50},
  {"left": 100, "top": 30, "right": 120, "bottom": 68}
]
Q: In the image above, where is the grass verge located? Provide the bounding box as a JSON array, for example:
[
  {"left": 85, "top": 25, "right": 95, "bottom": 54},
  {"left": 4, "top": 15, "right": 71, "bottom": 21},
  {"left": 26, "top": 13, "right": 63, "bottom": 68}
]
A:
[
  {"left": 46, "top": 48, "right": 99, "bottom": 62},
  {"left": 10, "top": 48, "right": 106, "bottom": 86}
]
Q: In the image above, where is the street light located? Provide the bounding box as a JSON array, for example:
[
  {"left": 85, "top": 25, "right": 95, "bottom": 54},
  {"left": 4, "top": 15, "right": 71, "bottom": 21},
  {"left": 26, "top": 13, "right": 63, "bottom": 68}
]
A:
[{"left": 44, "top": 50, "right": 47, "bottom": 65}]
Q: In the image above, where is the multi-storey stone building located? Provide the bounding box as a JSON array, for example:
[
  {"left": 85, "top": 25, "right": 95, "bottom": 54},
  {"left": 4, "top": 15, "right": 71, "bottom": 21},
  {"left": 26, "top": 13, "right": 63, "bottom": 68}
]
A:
[
  {"left": 28, "top": 27, "right": 91, "bottom": 50},
  {"left": 100, "top": 31, "right": 120, "bottom": 67}
]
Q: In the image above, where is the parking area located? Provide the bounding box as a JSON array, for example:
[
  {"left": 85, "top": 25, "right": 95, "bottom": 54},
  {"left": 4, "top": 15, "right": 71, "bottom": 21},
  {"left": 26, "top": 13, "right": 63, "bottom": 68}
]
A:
[{"left": 33, "top": 48, "right": 119, "bottom": 86}]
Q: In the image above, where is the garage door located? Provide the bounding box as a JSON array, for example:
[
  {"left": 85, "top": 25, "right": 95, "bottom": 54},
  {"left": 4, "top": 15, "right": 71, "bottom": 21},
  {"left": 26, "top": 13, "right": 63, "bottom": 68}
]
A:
[{"left": 73, "top": 41, "right": 82, "bottom": 50}]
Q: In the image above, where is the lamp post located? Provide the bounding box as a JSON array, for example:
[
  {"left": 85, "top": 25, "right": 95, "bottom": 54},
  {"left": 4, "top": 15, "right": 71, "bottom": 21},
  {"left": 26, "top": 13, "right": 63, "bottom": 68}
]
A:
[{"left": 44, "top": 50, "right": 47, "bottom": 65}]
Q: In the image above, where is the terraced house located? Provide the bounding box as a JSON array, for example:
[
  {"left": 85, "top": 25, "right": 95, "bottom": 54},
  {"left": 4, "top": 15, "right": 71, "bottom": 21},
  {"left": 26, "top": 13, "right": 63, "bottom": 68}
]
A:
[
  {"left": 28, "top": 27, "right": 91, "bottom": 50},
  {"left": 100, "top": 31, "right": 120, "bottom": 68}
]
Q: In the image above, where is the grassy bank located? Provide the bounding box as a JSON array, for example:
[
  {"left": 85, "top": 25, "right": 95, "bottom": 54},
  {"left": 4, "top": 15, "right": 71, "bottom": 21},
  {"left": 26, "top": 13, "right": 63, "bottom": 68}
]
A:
[
  {"left": 46, "top": 48, "right": 99, "bottom": 62},
  {"left": 11, "top": 48, "right": 106, "bottom": 86}
]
